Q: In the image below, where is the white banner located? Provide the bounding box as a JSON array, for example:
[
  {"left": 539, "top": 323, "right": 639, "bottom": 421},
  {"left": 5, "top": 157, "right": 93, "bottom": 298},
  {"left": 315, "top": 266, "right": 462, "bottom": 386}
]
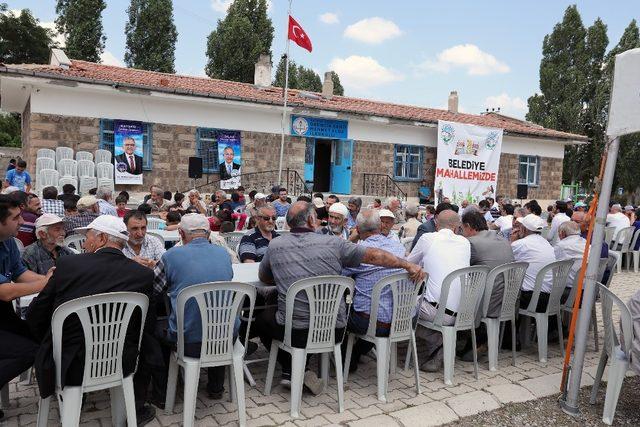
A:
[{"left": 435, "top": 120, "right": 503, "bottom": 205}]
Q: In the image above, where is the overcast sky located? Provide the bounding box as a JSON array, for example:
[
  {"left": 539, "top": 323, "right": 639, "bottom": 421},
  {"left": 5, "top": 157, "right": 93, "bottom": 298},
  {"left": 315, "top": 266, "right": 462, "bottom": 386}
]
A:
[{"left": 10, "top": 0, "right": 640, "bottom": 119}]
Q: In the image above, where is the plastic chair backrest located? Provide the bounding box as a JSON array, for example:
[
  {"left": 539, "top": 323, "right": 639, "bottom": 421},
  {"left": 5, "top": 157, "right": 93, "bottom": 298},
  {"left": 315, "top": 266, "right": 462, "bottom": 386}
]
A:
[
  {"left": 37, "top": 148, "right": 56, "bottom": 161},
  {"left": 39, "top": 169, "right": 59, "bottom": 189},
  {"left": 367, "top": 272, "right": 425, "bottom": 339},
  {"left": 147, "top": 232, "right": 164, "bottom": 246},
  {"left": 284, "top": 275, "right": 355, "bottom": 351},
  {"left": 95, "top": 149, "right": 112, "bottom": 165},
  {"left": 603, "top": 253, "right": 618, "bottom": 288},
  {"left": 58, "top": 176, "right": 78, "bottom": 193},
  {"left": 64, "top": 234, "right": 86, "bottom": 253},
  {"left": 482, "top": 261, "right": 529, "bottom": 320},
  {"left": 630, "top": 228, "right": 640, "bottom": 252},
  {"left": 437, "top": 266, "right": 489, "bottom": 329},
  {"left": 36, "top": 158, "right": 55, "bottom": 177},
  {"left": 221, "top": 232, "right": 245, "bottom": 252},
  {"left": 55, "top": 147, "right": 74, "bottom": 166},
  {"left": 175, "top": 282, "right": 255, "bottom": 363},
  {"left": 146, "top": 217, "right": 165, "bottom": 230},
  {"left": 96, "top": 162, "right": 114, "bottom": 180},
  {"left": 597, "top": 283, "right": 632, "bottom": 361},
  {"left": 604, "top": 226, "right": 617, "bottom": 248},
  {"left": 50, "top": 292, "right": 148, "bottom": 390},
  {"left": 97, "top": 178, "right": 114, "bottom": 193},
  {"left": 79, "top": 176, "right": 97, "bottom": 195},
  {"left": 57, "top": 158, "right": 77, "bottom": 177},
  {"left": 77, "top": 160, "right": 95, "bottom": 178},
  {"left": 526, "top": 259, "right": 574, "bottom": 314},
  {"left": 76, "top": 151, "right": 93, "bottom": 162},
  {"left": 613, "top": 226, "right": 636, "bottom": 251}
]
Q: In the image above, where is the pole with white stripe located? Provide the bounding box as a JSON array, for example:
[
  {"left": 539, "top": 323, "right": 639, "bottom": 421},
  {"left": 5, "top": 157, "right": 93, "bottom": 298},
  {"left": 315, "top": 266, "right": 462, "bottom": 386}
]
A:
[{"left": 277, "top": 0, "right": 293, "bottom": 187}]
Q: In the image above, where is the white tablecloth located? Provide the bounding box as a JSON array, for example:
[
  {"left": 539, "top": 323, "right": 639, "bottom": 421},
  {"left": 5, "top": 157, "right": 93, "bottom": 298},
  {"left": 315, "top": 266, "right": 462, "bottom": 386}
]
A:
[
  {"left": 152, "top": 229, "right": 180, "bottom": 242},
  {"left": 232, "top": 262, "right": 268, "bottom": 286}
]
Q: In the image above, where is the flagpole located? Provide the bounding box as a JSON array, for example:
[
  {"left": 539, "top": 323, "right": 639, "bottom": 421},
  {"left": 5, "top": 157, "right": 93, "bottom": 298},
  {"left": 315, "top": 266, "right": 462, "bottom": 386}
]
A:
[{"left": 277, "top": 0, "right": 293, "bottom": 187}]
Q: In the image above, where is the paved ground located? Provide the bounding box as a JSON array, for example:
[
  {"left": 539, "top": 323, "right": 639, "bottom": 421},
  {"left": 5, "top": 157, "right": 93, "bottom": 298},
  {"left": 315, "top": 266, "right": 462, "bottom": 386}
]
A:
[{"left": 2, "top": 271, "right": 637, "bottom": 427}]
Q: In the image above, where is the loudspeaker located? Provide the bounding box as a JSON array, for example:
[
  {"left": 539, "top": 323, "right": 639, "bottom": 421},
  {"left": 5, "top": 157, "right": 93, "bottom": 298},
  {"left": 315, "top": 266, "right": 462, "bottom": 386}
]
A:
[
  {"left": 188, "top": 157, "right": 203, "bottom": 179},
  {"left": 517, "top": 183, "right": 528, "bottom": 200}
]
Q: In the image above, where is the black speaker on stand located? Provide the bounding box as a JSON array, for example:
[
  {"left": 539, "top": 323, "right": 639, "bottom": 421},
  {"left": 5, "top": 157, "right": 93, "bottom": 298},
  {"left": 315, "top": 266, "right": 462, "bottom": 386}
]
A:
[
  {"left": 517, "top": 183, "right": 528, "bottom": 203},
  {"left": 188, "top": 157, "right": 203, "bottom": 188}
]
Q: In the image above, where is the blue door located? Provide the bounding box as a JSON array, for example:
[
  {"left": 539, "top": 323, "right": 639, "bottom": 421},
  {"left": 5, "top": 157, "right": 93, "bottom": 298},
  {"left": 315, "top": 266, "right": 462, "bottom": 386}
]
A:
[
  {"left": 330, "top": 139, "right": 353, "bottom": 194},
  {"left": 304, "top": 138, "right": 315, "bottom": 186}
]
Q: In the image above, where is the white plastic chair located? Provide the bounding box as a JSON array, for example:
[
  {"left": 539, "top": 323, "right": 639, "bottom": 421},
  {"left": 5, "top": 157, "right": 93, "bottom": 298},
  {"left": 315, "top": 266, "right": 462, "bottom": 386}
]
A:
[
  {"left": 58, "top": 177, "right": 78, "bottom": 194},
  {"left": 96, "top": 162, "right": 114, "bottom": 180},
  {"left": 343, "top": 273, "right": 424, "bottom": 402},
  {"left": 407, "top": 266, "right": 490, "bottom": 385},
  {"left": 518, "top": 259, "right": 574, "bottom": 363},
  {"left": 604, "top": 226, "right": 617, "bottom": 249},
  {"left": 37, "top": 148, "right": 56, "bottom": 162},
  {"left": 57, "top": 158, "right": 77, "bottom": 177},
  {"left": 36, "top": 292, "right": 149, "bottom": 427},
  {"left": 275, "top": 216, "right": 286, "bottom": 231},
  {"left": 98, "top": 178, "right": 114, "bottom": 193},
  {"left": 400, "top": 237, "right": 414, "bottom": 254},
  {"left": 264, "top": 275, "right": 355, "bottom": 418},
  {"left": 589, "top": 282, "right": 633, "bottom": 425},
  {"left": 55, "top": 147, "right": 74, "bottom": 166},
  {"left": 221, "top": 231, "right": 245, "bottom": 253},
  {"left": 610, "top": 226, "right": 635, "bottom": 273},
  {"left": 481, "top": 262, "right": 528, "bottom": 371},
  {"left": 79, "top": 176, "right": 97, "bottom": 196},
  {"left": 63, "top": 234, "right": 86, "bottom": 253},
  {"left": 147, "top": 231, "right": 164, "bottom": 247},
  {"left": 146, "top": 217, "right": 165, "bottom": 231},
  {"left": 77, "top": 160, "right": 95, "bottom": 178},
  {"left": 95, "top": 149, "right": 112, "bottom": 165},
  {"left": 165, "top": 282, "right": 256, "bottom": 427},
  {"left": 75, "top": 151, "right": 93, "bottom": 162},
  {"left": 36, "top": 158, "right": 55, "bottom": 182},
  {"left": 38, "top": 169, "right": 59, "bottom": 192},
  {"left": 629, "top": 229, "right": 640, "bottom": 273}
]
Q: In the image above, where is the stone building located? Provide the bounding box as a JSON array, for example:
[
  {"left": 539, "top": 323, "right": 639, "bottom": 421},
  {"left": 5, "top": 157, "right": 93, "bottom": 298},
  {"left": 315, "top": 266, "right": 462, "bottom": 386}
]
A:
[{"left": 0, "top": 49, "right": 586, "bottom": 201}]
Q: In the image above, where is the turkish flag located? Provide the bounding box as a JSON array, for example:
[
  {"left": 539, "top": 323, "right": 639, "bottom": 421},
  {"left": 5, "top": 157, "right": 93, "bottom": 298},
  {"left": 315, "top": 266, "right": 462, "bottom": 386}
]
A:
[{"left": 288, "top": 15, "right": 312, "bottom": 52}]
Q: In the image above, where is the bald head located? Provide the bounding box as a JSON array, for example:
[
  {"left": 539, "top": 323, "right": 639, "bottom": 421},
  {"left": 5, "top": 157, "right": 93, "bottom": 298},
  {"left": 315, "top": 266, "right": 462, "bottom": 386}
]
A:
[
  {"left": 286, "top": 201, "right": 316, "bottom": 229},
  {"left": 571, "top": 210, "right": 588, "bottom": 234},
  {"left": 436, "top": 209, "right": 460, "bottom": 231}
]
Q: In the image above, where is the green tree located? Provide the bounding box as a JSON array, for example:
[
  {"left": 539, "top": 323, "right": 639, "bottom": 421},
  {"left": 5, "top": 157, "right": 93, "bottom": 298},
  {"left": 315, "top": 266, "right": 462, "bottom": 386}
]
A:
[
  {"left": 297, "top": 66, "right": 322, "bottom": 92},
  {"left": 331, "top": 71, "right": 344, "bottom": 96},
  {"left": 55, "top": 0, "right": 106, "bottom": 62},
  {"left": 0, "top": 113, "right": 21, "bottom": 147},
  {"left": 205, "top": 0, "right": 273, "bottom": 82},
  {"left": 273, "top": 55, "right": 345, "bottom": 95},
  {"left": 0, "top": 5, "right": 56, "bottom": 64},
  {"left": 273, "top": 55, "right": 298, "bottom": 89},
  {"left": 124, "top": 0, "right": 177, "bottom": 73}
]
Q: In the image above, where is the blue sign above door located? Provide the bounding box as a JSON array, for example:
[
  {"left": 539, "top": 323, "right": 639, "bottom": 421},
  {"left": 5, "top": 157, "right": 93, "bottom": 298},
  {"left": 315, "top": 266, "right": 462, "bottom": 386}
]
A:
[{"left": 291, "top": 115, "right": 348, "bottom": 139}]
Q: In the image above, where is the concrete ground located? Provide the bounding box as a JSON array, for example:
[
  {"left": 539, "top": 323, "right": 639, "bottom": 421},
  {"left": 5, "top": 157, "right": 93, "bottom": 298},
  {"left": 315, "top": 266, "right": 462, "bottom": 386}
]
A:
[{"left": 2, "top": 271, "right": 637, "bottom": 427}]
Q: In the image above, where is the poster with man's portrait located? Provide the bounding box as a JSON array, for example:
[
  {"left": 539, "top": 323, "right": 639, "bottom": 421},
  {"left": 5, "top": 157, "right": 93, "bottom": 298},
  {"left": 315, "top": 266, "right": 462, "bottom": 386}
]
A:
[
  {"left": 114, "top": 120, "right": 144, "bottom": 185},
  {"left": 218, "top": 131, "right": 242, "bottom": 190}
]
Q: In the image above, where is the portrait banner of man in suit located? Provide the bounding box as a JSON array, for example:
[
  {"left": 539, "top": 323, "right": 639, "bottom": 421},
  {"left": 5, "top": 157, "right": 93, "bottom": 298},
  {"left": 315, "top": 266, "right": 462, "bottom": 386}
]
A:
[
  {"left": 218, "top": 131, "right": 242, "bottom": 190},
  {"left": 114, "top": 120, "right": 144, "bottom": 185}
]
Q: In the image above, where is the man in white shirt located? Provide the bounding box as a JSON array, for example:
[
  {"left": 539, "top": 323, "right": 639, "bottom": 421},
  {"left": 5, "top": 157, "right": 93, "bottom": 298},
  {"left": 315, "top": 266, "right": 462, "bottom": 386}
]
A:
[
  {"left": 407, "top": 210, "right": 470, "bottom": 371},
  {"left": 511, "top": 214, "right": 556, "bottom": 312},
  {"left": 547, "top": 201, "right": 570, "bottom": 244},
  {"left": 490, "top": 203, "right": 514, "bottom": 235},
  {"left": 606, "top": 203, "right": 631, "bottom": 236},
  {"left": 554, "top": 220, "right": 586, "bottom": 300}
]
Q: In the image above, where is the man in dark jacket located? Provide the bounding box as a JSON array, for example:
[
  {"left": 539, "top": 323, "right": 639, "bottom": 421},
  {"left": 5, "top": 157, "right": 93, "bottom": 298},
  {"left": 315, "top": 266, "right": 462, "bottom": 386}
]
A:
[{"left": 26, "top": 215, "right": 157, "bottom": 425}]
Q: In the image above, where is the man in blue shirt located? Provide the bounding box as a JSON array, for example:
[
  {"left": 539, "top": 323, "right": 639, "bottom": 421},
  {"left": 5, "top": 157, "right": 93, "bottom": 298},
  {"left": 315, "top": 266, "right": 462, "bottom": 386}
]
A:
[
  {"left": 153, "top": 213, "right": 233, "bottom": 399},
  {"left": 0, "top": 195, "right": 51, "bottom": 420},
  {"left": 4, "top": 159, "right": 31, "bottom": 193}
]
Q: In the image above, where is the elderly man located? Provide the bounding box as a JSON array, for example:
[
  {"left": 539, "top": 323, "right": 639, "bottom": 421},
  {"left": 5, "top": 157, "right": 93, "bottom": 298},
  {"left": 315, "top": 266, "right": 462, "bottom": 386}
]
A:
[
  {"left": 153, "top": 214, "right": 233, "bottom": 400},
  {"left": 96, "top": 187, "right": 117, "bottom": 216},
  {"left": 40, "top": 186, "right": 65, "bottom": 217},
  {"left": 26, "top": 215, "right": 157, "bottom": 424},
  {"left": 548, "top": 201, "right": 571, "bottom": 244},
  {"left": 0, "top": 195, "right": 52, "bottom": 421},
  {"left": 239, "top": 204, "right": 279, "bottom": 263},
  {"left": 146, "top": 187, "right": 170, "bottom": 214},
  {"left": 402, "top": 203, "right": 421, "bottom": 239},
  {"left": 379, "top": 209, "right": 399, "bottom": 240},
  {"left": 411, "top": 202, "right": 454, "bottom": 251},
  {"left": 257, "top": 201, "right": 424, "bottom": 389},
  {"left": 342, "top": 209, "right": 407, "bottom": 371},
  {"left": 182, "top": 190, "right": 207, "bottom": 214},
  {"left": 273, "top": 187, "right": 291, "bottom": 218},
  {"left": 407, "top": 210, "right": 470, "bottom": 371},
  {"left": 22, "top": 214, "right": 75, "bottom": 275},
  {"left": 63, "top": 195, "right": 100, "bottom": 236},
  {"left": 511, "top": 214, "right": 556, "bottom": 312},
  {"left": 317, "top": 202, "right": 350, "bottom": 239},
  {"left": 385, "top": 197, "right": 405, "bottom": 227},
  {"left": 12, "top": 192, "right": 41, "bottom": 247},
  {"left": 346, "top": 197, "right": 362, "bottom": 230},
  {"left": 607, "top": 203, "right": 631, "bottom": 237},
  {"left": 554, "top": 221, "right": 586, "bottom": 300},
  {"left": 122, "top": 210, "right": 165, "bottom": 268}
]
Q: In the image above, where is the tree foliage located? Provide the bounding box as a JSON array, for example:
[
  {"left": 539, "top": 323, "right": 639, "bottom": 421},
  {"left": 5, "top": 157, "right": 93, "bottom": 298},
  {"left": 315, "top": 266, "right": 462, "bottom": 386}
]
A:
[
  {"left": 125, "top": 0, "right": 177, "bottom": 73},
  {"left": 273, "top": 56, "right": 344, "bottom": 95},
  {"left": 55, "top": 0, "right": 106, "bottom": 62},
  {"left": 0, "top": 113, "right": 21, "bottom": 147},
  {"left": 0, "top": 5, "right": 56, "bottom": 64},
  {"left": 205, "top": 0, "right": 273, "bottom": 82}
]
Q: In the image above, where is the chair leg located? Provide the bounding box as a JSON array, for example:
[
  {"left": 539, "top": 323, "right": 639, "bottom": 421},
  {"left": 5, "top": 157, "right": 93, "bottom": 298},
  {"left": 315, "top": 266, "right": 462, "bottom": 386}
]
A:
[
  {"left": 633, "top": 252, "right": 638, "bottom": 273},
  {"left": 229, "top": 365, "right": 237, "bottom": 403},
  {"left": 60, "top": 386, "right": 83, "bottom": 427},
  {"left": 499, "top": 321, "right": 506, "bottom": 350},
  {"left": 602, "top": 359, "right": 628, "bottom": 425},
  {"left": 36, "top": 397, "right": 51, "bottom": 427},
  {"left": 264, "top": 342, "right": 279, "bottom": 395},
  {"left": 290, "top": 349, "right": 306, "bottom": 418},
  {"left": 404, "top": 343, "right": 412, "bottom": 371},
  {"left": 589, "top": 350, "right": 608, "bottom": 404},
  {"left": 389, "top": 343, "right": 397, "bottom": 379},
  {"left": 615, "top": 253, "right": 622, "bottom": 274},
  {"left": 485, "top": 319, "right": 499, "bottom": 372},
  {"left": 442, "top": 329, "right": 456, "bottom": 386},
  {"left": 110, "top": 384, "right": 126, "bottom": 427},
  {"left": 520, "top": 316, "right": 532, "bottom": 350},
  {"left": 592, "top": 307, "right": 599, "bottom": 352},
  {"left": 511, "top": 317, "right": 517, "bottom": 367},
  {"left": 122, "top": 376, "right": 138, "bottom": 427},
  {"left": 321, "top": 353, "right": 329, "bottom": 392},
  {"left": 470, "top": 327, "right": 479, "bottom": 380},
  {"left": 557, "top": 314, "right": 565, "bottom": 358},
  {"left": 411, "top": 333, "right": 421, "bottom": 395},
  {"left": 182, "top": 360, "right": 200, "bottom": 427},
  {"left": 535, "top": 315, "right": 549, "bottom": 364},
  {"left": 243, "top": 362, "right": 256, "bottom": 387},
  {"left": 343, "top": 334, "right": 355, "bottom": 383},
  {"left": 374, "top": 338, "right": 389, "bottom": 403},
  {"left": 232, "top": 357, "right": 247, "bottom": 427},
  {"left": 165, "top": 353, "right": 179, "bottom": 414},
  {"left": 333, "top": 345, "right": 345, "bottom": 413}
]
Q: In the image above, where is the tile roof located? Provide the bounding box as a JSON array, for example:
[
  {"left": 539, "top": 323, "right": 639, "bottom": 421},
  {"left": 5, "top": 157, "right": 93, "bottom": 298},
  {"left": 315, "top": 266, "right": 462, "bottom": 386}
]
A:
[{"left": 1, "top": 60, "right": 587, "bottom": 142}]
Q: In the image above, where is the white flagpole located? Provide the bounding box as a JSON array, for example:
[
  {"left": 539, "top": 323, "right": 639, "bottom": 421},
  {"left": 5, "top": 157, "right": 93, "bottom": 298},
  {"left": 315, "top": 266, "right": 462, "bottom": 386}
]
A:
[{"left": 277, "top": 0, "right": 293, "bottom": 186}]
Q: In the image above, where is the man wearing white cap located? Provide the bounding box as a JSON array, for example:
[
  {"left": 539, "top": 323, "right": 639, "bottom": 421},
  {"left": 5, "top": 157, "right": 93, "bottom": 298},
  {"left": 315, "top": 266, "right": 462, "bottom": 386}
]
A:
[
  {"left": 316, "top": 202, "right": 350, "bottom": 240},
  {"left": 606, "top": 203, "right": 630, "bottom": 237},
  {"left": 246, "top": 192, "right": 267, "bottom": 219},
  {"left": 22, "top": 214, "right": 75, "bottom": 275},
  {"left": 378, "top": 209, "right": 398, "bottom": 240},
  {"left": 63, "top": 195, "right": 100, "bottom": 237},
  {"left": 511, "top": 213, "right": 557, "bottom": 311},
  {"left": 26, "top": 215, "right": 157, "bottom": 424}
]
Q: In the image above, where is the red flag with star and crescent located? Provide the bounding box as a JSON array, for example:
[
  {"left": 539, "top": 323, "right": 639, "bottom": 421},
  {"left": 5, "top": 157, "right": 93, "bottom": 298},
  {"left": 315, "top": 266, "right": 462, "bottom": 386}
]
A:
[{"left": 288, "top": 15, "right": 312, "bottom": 52}]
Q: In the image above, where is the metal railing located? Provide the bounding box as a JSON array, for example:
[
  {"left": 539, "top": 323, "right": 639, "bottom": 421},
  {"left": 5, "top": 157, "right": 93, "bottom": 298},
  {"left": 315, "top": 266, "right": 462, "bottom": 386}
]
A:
[
  {"left": 362, "top": 173, "right": 407, "bottom": 201},
  {"left": 191, "top": 169, "right": 311, "bottom": 197}
]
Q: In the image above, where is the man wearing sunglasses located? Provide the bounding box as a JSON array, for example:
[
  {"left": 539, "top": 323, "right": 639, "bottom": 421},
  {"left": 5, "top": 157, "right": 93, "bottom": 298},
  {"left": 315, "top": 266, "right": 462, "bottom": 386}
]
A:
[{"left": 238, "top": 204, "right": 279, "bottom": 263}]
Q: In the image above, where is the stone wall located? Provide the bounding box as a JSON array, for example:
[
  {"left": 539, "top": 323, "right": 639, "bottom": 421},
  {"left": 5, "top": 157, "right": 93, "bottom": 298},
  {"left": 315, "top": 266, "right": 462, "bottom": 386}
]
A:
[{"left": 497, "top": 153, "right": 562, "bottom": 201}]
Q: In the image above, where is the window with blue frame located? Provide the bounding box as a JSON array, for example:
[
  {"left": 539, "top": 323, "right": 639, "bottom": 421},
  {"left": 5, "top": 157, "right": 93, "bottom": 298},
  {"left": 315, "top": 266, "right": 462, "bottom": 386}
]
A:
[
  {"left": 394, "top": 145, "right": 423, "bottom": 180},
  {"left": 195, "top": 128, "right": 220, "bottom": 174},
  {"left": 99, "top": 119, "right": 153, "bottom": 170},
  {"left": 518, "top": 155, "right": 540, "bottom": 186}
]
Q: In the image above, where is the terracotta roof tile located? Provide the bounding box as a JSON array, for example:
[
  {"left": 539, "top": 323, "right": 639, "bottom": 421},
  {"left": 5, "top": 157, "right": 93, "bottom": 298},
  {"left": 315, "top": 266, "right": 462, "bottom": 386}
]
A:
[{"left": 1, "top": 60, "right": 587, "bottom": 142}]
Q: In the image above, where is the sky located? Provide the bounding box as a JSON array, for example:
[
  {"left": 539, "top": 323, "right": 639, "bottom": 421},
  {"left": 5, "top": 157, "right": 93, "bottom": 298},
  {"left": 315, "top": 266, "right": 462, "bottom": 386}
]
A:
[{"left": 8, "top": 0, "right": 640, "bottom": 119}]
